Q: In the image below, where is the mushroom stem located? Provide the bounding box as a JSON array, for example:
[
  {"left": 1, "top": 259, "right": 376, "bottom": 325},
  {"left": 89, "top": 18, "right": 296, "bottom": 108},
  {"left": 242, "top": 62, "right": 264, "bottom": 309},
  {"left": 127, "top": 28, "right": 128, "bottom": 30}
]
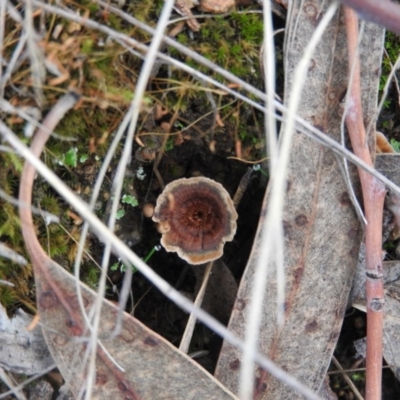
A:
[
  {"left": 179, "top": 261, "right": 215, "bottom": 354},
  {"left": 179, "top": 168, "right": 252, "bottom": 353}
]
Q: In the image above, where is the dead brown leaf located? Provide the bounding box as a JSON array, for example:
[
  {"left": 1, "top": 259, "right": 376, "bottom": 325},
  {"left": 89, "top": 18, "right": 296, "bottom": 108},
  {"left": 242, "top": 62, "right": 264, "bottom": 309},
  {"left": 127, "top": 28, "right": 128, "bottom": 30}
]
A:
[{"left": 37, "top": 259, "right": 237, "bottom": 399}]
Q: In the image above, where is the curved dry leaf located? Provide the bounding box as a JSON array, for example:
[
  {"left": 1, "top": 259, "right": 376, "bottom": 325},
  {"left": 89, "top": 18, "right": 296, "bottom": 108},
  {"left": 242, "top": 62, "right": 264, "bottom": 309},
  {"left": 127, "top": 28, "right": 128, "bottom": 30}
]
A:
[{"left": 37, "top": 259, "right": 237, "bottom": 399}]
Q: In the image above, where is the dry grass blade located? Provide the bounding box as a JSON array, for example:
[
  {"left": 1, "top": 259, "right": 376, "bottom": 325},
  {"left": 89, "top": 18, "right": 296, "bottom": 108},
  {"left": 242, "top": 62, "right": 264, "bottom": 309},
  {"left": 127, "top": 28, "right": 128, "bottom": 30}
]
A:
[
  {"left": 81, "top": 2, "right": 176, "bottom": 397},
  {"left": 332, "top": 357, "right": 364, "bottom": 400},
  {"left": 0, "top": 367, "right": 26, "bottom": 400}
]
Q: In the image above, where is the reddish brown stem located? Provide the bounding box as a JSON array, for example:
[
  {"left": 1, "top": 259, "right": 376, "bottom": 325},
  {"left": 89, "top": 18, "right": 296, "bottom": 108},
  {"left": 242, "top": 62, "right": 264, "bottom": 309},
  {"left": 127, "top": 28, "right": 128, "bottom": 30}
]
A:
[
  {"left": 19, "top": 93, "right": 80, "bottom": 319},
  {"left": 18, "top": 93, "right": 140, "bottom": 398},
  {"left": 342, "top": 0, "right": 400, "bottom": 36},
  {"left": 344, "top": 8, "right": 385, "bottom": 400}
]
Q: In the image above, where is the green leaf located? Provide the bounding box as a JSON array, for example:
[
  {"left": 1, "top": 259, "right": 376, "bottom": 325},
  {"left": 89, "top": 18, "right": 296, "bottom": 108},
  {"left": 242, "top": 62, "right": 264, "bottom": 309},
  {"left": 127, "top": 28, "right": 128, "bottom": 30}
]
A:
[
  {"left": 110, "top": 262, "right": 120, "bottom": 271},
  {"left": 115, "top": 209, "right": 125, "bottom": 220},
  {"left": 63, "top": 148, "right": 78, "bottom": 168},
  {"left": 121, "top": 194, "right": 138, "bottom": 207},
  {"left": 390, "top": 138, "right": 400, "bottom": 152}
]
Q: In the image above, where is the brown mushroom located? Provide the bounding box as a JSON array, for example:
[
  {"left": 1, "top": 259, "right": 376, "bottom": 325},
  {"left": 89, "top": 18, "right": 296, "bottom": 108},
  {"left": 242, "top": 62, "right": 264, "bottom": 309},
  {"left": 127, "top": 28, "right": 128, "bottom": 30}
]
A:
[
  {"left": 152, "top": 177, "right": 238, "bottom": 265},
  {"left": 142, "top": 203, "right": 155, "bottom": 218}
]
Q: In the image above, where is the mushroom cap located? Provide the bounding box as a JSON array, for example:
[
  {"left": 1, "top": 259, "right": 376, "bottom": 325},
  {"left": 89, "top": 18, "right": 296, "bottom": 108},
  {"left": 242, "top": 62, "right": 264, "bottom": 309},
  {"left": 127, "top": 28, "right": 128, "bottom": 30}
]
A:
[{"left": 152, "top": 177, "right": 238, "bottom": 265}]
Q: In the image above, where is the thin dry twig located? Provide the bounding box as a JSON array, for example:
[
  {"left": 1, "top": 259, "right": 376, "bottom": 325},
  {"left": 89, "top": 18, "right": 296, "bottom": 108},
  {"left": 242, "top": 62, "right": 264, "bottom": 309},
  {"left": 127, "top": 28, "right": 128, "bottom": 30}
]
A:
[
  {"left": 332, "top": 356, "right": 364, "bottom": 400},
  {"left": 0, "top": 367, "right": 27, "bottom": 400},
  {"left": 0, "top": 364, "right": 56, "bottom": 400},
  {"left": 344, "top": 7, "right": 385, "bottom": 400}
]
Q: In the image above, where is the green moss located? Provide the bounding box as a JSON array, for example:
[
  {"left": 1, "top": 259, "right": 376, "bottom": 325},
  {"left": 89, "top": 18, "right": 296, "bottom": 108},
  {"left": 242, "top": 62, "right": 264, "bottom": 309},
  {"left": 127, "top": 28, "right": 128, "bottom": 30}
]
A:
[
  {"left": 107, "top": 14, "right": 123, "bottom": 31},
  {"left": 107, "top": 86, "right": 134, "bottom": 103},
  {"left": 0, "top": 203, "right": 22, "bottom": 240},
  {"left": 0, "top": 286, "right": 16, "bottom": 308},
  {"left": 44, "top": 225, "right": 69, "bottom": 259},
  {"left": 86, "top": 3, "right": 100, "bottom": 14},
  {"left": 380, "top": 31, "right": 400, "bottom": 108},
  {"left": 39, "top": 194, "right": 60, "bottom": 216},
  {"left": 4, "top": 152, "right": 24, "bottom": 174},
  {"left": 168, "top": 12, "right": 263, "bottom": 83},
  {"left": 81, "top": 263, "right": 100, "bottom": 289},
  {"left": 168, "top": 163, "right": 185, "bottom": 179},
  {"left": 231, "top": 12, "right": 263, "bottom": 44},
  {"left": 177, "top": 33, "right": 188, "bottom": 45},
  {"left": 81, "top": 38, "right": 94, "bottom": 54}
]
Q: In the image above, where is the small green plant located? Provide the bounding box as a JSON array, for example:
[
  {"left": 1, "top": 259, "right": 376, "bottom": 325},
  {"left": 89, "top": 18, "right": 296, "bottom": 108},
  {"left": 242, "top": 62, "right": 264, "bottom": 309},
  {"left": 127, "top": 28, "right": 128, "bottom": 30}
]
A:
[
  {"left": 79, "top": 154, "right": 89, "bottom": 163},
  {"left": 62, "top": 147, "right": 78, "bottom": 167},
  {"left": 115, "top": 209, "right": 125, "bottom": 220},
  {"left": 390, "top": 138, "right": 400, "bottom": 152},
  {"left": 165, "top": 136, "right": 175, "bottom": 152},
  {"left": 110, "top": 245, "right": 161, "bottom": 273},
  {"left": 350, "top": 371, "right": 365, "bottom": 383},
  {"left": 253, "top": 164, "right": 269, "bottom": 178},
  {"left": 121, "top": 194, "right": 138, "bottom": 207},
  {"left": 115, "top": 194, "right": 138, "bottom": 220}
]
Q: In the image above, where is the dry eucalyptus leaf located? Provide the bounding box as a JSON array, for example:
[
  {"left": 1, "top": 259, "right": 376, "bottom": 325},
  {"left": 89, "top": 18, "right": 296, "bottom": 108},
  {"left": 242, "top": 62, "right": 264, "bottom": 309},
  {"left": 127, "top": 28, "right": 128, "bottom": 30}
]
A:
[
  {"left": 0, "top": 303, "right": 54, "bottom": 375},
  {"left": 215, "top": 1, "right": 384, "bottom": 397},
  {"left": 35, "top": 261, "right": 237, "bottom": 399},
  {"left": 318, "top": 376, "right": 338, "bottom": 400}
]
